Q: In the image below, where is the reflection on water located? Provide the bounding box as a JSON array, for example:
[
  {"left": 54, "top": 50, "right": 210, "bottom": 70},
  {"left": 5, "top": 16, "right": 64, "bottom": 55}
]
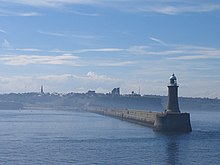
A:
[
  {"left": 155, "top": 132, "right": 191, "bottom": 165},
  {"left": 166, "top": 137, "right": 180, "bottom": 165}
]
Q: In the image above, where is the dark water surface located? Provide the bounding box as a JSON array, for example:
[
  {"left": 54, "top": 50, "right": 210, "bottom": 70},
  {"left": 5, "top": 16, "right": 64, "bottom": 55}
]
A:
[{"left": 0, "top": 109, "right": 219, "bottom": 165}]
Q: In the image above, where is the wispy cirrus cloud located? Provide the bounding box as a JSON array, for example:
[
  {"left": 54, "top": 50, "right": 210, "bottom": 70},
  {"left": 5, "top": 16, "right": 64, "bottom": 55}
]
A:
[
  {"left": 6, "top": 47, "right": 42, "bottom": 52},
  {"left": 1, "top": 0, "right": 220, "bottom": 15},
  {"left": 38, "top": 30, "right": 67, "bottom": 37},
  {"left": 105, "top": 1, "right": 220, "bottom": 15},
  {"left": 50, "top": 48, "right": 136, "bottom": 67},
  {"left": 97, "top": 61, "right": 136, "bottom": 67},
  {"left": 162, "top": 45, "right": 220, "bottom": 60},
  {"left": 72, "top": 48, "right": 123, "bottom": 53},
  {"left": 162, "top": 3, "right": 220, "bottom": 15},
  {"left": 50, "top": 47, "right": 124, "bottom": 53},
  {"left": 127, "top": 44, "right": 186, "bottom": 56},
  {"left": 14, "top": 48, "right": 42, "bottom": 52},
  {"left": 149, "top": 37, "right": 166, "bottom": 45},
  {"left": 168, "top": 48, "right": 220, "bottom": 60},
  {"left": 50, "top": 43, "right": 220, "bottom": 62},
  {"left": 0, "top": 9, "right": 41, "bottom": 16},
  {"left": 18, "top": 12, "right": 41, "bottom": 16},
  {"left": 0, "top": 0, "right": 100, "bottom": 8},
  {"left": 0, "top": 54, "right": 79, "bottom": 66},
  {"left": 0, "top": 28, "right": 7, "bottom": 34},
  {"left": 126, "top": 42, "right": 220, "bottom": 61},
  {"left": 38, "top": 30, "right": 101, "bottom": 40},
  {"left": 1, "top": 46, "right": 134, "bottom": 67},
  {"left": 68, "top": 10, "right": 101, "bottom": 17}
]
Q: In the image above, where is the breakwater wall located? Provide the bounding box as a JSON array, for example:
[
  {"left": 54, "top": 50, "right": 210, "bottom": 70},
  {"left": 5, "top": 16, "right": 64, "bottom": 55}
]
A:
[
  {"left": 88, "top": 108, "right": 158, "bottom": 127},
  {"left": 87, "top": 107, "right": 192, "bottom": 132}
]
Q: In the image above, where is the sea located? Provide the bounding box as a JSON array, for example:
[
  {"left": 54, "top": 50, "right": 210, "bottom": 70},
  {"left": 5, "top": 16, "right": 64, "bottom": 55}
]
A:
[{"left": 0, "top": 109, "right": 219, "bottom": 165}]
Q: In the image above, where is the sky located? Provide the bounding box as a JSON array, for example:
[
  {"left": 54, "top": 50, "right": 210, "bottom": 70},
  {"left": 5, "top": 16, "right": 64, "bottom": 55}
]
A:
[{"left": 0, "top": 0, "right": 220, "bottom": 98}]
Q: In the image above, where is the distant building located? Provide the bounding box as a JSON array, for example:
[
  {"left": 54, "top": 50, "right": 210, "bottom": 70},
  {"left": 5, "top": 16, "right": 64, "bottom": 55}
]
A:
[
  {"left": 111, "top": 88, "right": 120, "bottom": 96},
  {"left": 41, "top": 85, "right": 44, "bottom": 94},
  {"left": 87, "top": 90, "right": 96, "bottom": 96},
  {"left": 130, "top": 91, "right": 141, "bottom": 97}
]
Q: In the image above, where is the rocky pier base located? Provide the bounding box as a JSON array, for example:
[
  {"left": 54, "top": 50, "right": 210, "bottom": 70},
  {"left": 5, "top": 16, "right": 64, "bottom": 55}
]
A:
[{"left": 154, "top": 112, "right": 192, "bottom": 132}]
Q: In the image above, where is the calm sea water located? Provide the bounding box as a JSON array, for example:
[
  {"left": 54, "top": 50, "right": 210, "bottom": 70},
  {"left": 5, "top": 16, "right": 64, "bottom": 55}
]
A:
[{"left": 0, "top": 109, "right": 219, "bottom": 165}]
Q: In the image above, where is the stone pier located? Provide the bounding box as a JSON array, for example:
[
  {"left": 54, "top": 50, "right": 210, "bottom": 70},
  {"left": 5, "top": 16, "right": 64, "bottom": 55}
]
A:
[
  {"left": 87, "top": 74, "right": 192, "bottom": 133},
  {"left": 87, "top": 108, "right": 192, "bottom": 132},
  {"left": 87, "top": 108, "right": 157, "bottom": 127}
]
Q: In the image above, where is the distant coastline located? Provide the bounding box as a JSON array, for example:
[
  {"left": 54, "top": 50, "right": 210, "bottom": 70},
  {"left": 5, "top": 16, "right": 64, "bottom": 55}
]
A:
[{"left": 0, "top": 92, "right": 220, "bottom": 111}]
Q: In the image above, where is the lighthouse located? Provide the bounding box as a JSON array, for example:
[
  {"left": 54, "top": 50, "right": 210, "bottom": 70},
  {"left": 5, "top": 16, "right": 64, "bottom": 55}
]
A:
[
  {"left": 166, "top": 73, "right": 180, "bottom": 113},
  {"left": 153, "top": 74, "right": 192, "bottom": 132}
]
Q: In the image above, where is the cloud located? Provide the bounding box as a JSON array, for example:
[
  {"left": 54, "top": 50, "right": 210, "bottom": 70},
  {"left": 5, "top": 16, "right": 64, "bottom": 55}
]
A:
[
  {"left": 38, "top": 30, "right": 67, "bottom": 37},
  {"left": 0, "top": 9, "right": 41, "bottom": 16},
  {"left": 39, "top": 74, "right": 73, "bottom": 82},
  {"left": 73, "top": 48, "right": 124, "bottom": 53},
  {"left": 0, "top": 0, "right": 100, "bottom": 8},
  {"left": 0, "top": 72, "right": 123, "bottom": 94},
  {"left": 125, "top": 43, "right": 220, "bottom": 61},
  {"left": 50, "top": 48, "right": 134, "bottom": 67},
  {"left": 75, "top": 71, "right": 121, "bottom": 82},
  {"left": 127, "top": 45, "right": 149, "bottom": 55},
  {"left": 15, "top": 48, "right": 42, "bottom": 52},
  {"left": 149, "top": 37, "right": 166, "bottom": 45},
  {"left": 0, "top": 75, "right": 35, "bottom": 93},
  {"left": 167, "top": 46, "right": 220, "bottom": 60},
  {"left": 48, "top": 44, "right": 220, "bottom": 67},
  {"left": 38, "top": 72, "right": 121, "bottom": 86},
  {"left": 2, "top": 0, "right": 220, "bottom": 15},
  {"left": 69, "top": 10, "right": 101, "bottom": 17},
  {"left": 2, "top": 39, "right": 11, "bottom": 48},
  {"left": 0, "top": 28, "right": 7, "bottom": 34},
  {"left": 50, "top": 47, "right": 124, "bottom": 53},
  {"left": 18, "top": 12, "right": 41, "bottom": 16},
  {"left": 38, "top": 30, "right": 101, "bottom": 39},
  {"left": 0, "top": 46, "right": 134, "bottom": 67},
  {"left": 111, "top": 1, "right": 220, "bottom": 15},
  {"left": 0, "top": 74, "right": 74, "bottom": 93},
  {"left": 126, "top": 45, "right": 179, "bottom": 56},
  {"left": 0, "top": 54, "right": 79, "bottom": 66},
  {"left": 97, "top": 61, "right": 136, "bottom": 67}
]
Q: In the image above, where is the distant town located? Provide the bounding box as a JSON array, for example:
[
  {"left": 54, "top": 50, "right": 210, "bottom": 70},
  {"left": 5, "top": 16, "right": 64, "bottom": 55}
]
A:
[{"left": 0, "top": 86, "right": 220, "bottom": 112}]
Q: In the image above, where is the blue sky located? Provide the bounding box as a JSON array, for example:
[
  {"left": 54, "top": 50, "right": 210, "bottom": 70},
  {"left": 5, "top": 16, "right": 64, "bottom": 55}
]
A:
[{"left": 0, "top": 0, "right": 220, "bottom": 98}]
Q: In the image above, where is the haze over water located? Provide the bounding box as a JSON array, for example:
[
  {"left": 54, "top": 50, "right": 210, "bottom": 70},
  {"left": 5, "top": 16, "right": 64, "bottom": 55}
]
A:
[{"left": 0, "top": 109, "right": 219, "bottom": 165}]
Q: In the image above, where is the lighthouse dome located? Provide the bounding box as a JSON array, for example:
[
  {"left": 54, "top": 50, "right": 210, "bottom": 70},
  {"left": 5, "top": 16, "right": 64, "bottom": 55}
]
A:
[
  {"left": 170, "top": 73, "right": 177, "bottom": 80},
  {"left": 169, "top": 73, "right": 177, "bottom": 85}
]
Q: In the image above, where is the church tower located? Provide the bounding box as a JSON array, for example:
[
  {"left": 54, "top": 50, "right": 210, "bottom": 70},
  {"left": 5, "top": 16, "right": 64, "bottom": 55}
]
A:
[
  {"left": 166, "top": 73, "right": 180, "bottom": 113},
  {"left": 41, "top": 85, "right": 44, "bottom": 94}
]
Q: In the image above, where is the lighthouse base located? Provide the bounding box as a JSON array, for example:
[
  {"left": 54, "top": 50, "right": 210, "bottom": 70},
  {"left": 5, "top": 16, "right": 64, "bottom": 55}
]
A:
[{"left": 153, "top": 112, "right": 192, "bottom": 132}]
